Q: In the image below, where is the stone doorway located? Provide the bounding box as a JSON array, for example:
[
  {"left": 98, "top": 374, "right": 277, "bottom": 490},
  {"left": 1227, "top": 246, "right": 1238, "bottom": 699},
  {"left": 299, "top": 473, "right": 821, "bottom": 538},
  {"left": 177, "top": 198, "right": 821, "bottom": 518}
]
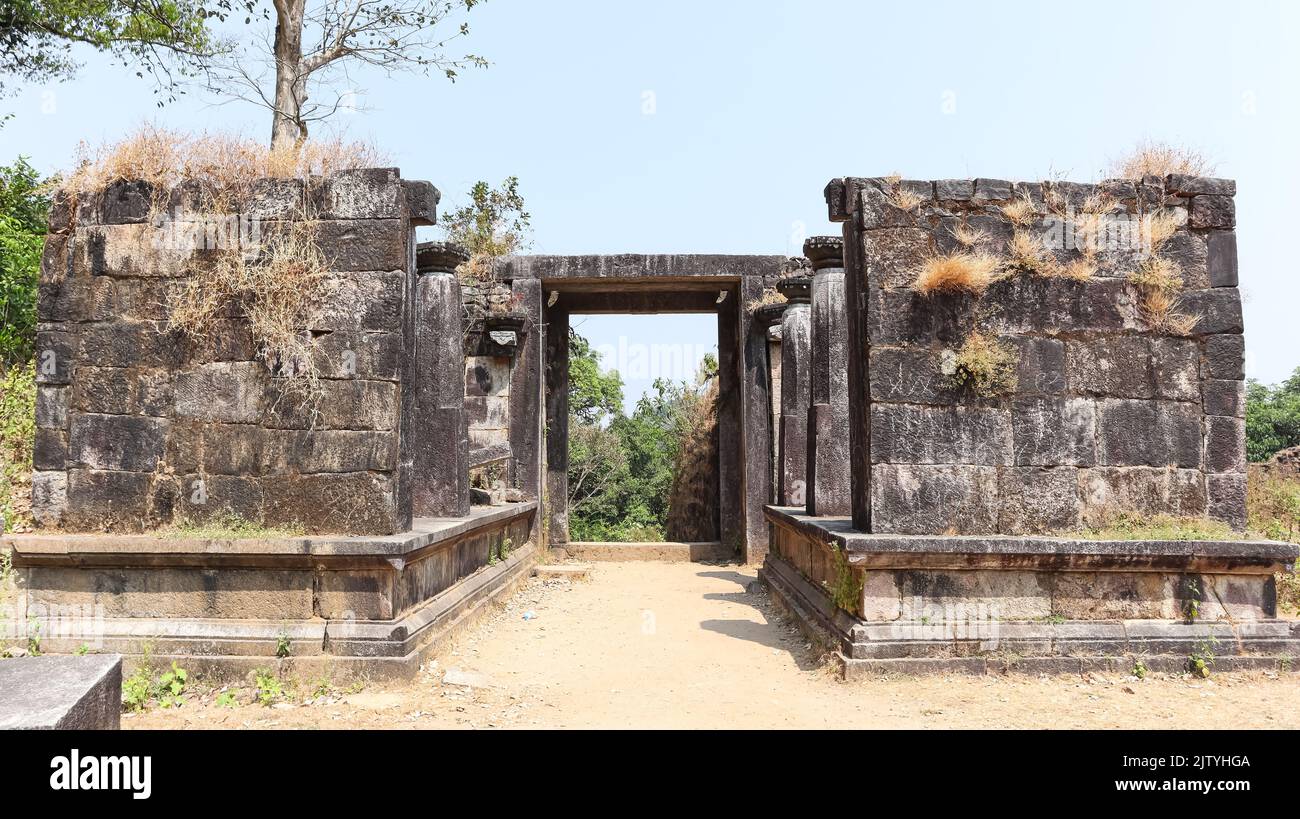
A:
[{"left": 500, "top": 254, "right": 787, "bottom": 563}]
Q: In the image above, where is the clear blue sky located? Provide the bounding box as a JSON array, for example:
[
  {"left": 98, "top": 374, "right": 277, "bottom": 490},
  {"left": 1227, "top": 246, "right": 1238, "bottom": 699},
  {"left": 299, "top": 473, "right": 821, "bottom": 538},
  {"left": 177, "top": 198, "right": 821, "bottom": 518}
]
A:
[{"left": 3, "top": 0, "right": 1298, "bottom": 398}]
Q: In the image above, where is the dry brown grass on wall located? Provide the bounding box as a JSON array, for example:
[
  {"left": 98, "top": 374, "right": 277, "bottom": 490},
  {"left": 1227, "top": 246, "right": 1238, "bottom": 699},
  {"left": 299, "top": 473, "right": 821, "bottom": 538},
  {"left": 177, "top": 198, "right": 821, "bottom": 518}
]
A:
[
  {"left": 1107, "top": 141, "right": 1215, "bottom": 180},
  {"left": 169, "top": 218, "right": 331, "bottom": 402},
  {"left": 1131, "top": 256, "right": 1199, "bottom": 335},
  {"left": 665, "top": 379, "right": 720, "bottom": 543},
  {"left": 912, "top": 251, "right": 1003, "bottom": 296},
  {"left": 746, "top": 287, "right": 787, "bottom": 314},
  {"left": 59, "top": 125, "right": 386, "bottom": 213}
]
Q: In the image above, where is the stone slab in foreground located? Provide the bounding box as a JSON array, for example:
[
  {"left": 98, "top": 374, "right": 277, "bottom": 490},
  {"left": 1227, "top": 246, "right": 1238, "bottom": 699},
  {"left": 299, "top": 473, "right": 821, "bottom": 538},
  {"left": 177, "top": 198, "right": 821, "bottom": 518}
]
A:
[{"left": 0, "top": 655, "right": 122, "bottom": 730}]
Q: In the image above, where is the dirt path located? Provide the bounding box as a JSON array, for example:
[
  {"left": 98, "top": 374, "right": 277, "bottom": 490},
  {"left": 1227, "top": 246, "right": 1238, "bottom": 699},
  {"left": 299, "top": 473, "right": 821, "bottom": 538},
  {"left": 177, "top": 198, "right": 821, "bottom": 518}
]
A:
[{"left": 128, "top": 561, "right": 1300, "bottom": 730}]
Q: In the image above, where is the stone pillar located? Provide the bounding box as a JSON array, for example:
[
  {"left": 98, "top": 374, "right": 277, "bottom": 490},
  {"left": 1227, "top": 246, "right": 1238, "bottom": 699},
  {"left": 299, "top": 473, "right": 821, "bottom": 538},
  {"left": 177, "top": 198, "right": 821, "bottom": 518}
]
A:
[
  {"left": 717, "top": 290, "right": 742, "bottom": 550},
  {"left": 412, "top": 242, "right": 470, "bottom": 518},
  {"left": 804, "top": 236, "right": 852, "bottom": 517},
  {"left": 507, "top": 277, "right": 545, "bottom": 546},
  {"left": 776, "top": 277, "right": 812, "bottom": 507},
  {"left": 543, "top": 306, "right": 570, "bottom": 546},
  {"left": 739, "top": 276, "right": 773, "bottom": 562}
]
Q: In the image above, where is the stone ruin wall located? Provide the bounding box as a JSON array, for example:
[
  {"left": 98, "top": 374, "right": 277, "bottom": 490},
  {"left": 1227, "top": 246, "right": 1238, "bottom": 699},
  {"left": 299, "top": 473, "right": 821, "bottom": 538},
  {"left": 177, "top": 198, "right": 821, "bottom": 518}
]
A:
[
  {"left": 829, "top": 174, "right": 1246, "bottom": 535},
  {"left": 34, "top": 168, "right": 439, "bottom": 535}
]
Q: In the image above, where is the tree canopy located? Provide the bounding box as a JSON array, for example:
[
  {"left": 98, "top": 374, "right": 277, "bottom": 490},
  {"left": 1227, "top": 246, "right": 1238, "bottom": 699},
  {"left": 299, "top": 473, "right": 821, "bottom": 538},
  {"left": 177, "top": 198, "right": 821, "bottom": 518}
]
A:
[{"left": 1246, "top": 368, "right": 1300, "bottom": 462}]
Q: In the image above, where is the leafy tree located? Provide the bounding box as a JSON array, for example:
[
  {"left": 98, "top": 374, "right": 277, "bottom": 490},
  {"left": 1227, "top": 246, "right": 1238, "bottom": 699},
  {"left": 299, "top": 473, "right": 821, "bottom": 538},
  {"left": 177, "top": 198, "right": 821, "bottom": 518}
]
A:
[
  {"left": 440, "top": 176, "right": 530, "bottom": 282},
  {"left": 0, "top": 158, "right": 47, "bottom": 368},
  {"left": 1246, "top": 370, "right": 1300, "bottom": 462},
  {"left": 207, "top": 0, "right": 486, "bottom": 148},
  {"left": 0, "top": 0, "right": 244, "bottom": 103},
  {"left": 568, "top": 331, "right": 621, "bottom": 425}
]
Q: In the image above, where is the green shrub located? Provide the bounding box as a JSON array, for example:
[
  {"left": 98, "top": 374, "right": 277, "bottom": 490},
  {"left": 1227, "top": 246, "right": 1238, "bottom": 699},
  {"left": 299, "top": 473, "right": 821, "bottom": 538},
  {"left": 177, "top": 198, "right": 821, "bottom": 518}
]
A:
[
  {"left": 0, "top": 362, "right": 35, "bottom": 532},
  {"left": 0, "top": 159, "right": 46, "bottom": 369}
]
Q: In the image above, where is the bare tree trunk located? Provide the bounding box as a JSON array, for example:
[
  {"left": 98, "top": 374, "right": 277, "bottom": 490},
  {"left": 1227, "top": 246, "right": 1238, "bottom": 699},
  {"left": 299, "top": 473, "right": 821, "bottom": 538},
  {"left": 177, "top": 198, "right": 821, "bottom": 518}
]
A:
[{"left": 271, "top": 0, "right": 308, "bottom": 149}]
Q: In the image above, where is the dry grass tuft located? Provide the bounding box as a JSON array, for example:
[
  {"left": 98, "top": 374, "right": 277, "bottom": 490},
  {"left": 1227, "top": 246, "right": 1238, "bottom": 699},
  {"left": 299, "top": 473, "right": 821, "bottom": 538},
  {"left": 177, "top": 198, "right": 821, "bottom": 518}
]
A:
[
  {"left": 1143, "top": 209, "right": 1182, "bottom": 253},
  {"left": 911, "top": 251, "right": 1003, "bottom": 296},
  {"left": 665, "top": 379, "right": 720, "bottom": 543},
  {"left": 746, "top": 287, "right": 787, "bottom": 314},
  {"left": 1000, "top": 192, "right": 1038, "bottom": 227},
  {"left": 1006, "top": 230, "right": 1063, "bottom": 276},
  {"left": 889, "top": 186, "right": 924, "bottom": 212},
  {"left": 1059, "top": 257, "right": 1097, "bottom": 281},
  {"left": 1131, "top": 256, "right": 1198, "bottom": 334},
  {"left": 170, "top": 218, "right": 330, "bottom": 402},
  {"left": 1108, "top": 141, "right": 1216, "bottom": 180},
  {"left": 941, "top": 331, "right": 1018, "bottom": 397},
  {"left": 950, "top": 222, "right": 990, "bottom": 249},
  {"left": 60, "top": 125, "right": 385, "bottom": 213}
]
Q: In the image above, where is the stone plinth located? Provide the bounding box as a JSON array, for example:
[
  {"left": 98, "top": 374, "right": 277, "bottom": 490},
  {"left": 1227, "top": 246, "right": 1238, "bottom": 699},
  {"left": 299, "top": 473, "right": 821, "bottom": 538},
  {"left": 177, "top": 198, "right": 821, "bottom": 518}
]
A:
[
  {"left": 762, "top": 505, "right": 1300, "bottom": 676},
  {"left": 0, "top": 655, "right": 122, "bottom": 729},
  {"left": 804, "top": 237, "right": 852, "bottom": 516}
]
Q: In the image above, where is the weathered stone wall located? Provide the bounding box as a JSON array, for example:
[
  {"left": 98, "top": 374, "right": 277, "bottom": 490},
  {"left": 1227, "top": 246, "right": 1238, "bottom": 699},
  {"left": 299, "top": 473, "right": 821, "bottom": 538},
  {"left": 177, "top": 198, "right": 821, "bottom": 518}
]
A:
[
  {"left": 34, "top": 169, "right": 439, "bottom": 534},
  {"left": 827, "top": 175, "right": 1246, "bottom": 534}
]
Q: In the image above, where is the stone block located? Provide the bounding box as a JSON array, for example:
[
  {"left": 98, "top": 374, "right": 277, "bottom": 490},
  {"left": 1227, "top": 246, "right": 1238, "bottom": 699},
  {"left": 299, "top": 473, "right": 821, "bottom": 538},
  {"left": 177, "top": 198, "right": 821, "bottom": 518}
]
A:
[
  {"left": 1052, "top": 572, "right": 1169, "bottom": 619},
  {"left": 1012, "top": 397, "right": 1096, "bottom": 467},
  {"left": 264, "top": 429, "right": 398, "bottom": 473},
  {"left": 31, "top": 470, "right": 67, "bottom": 526},
  {"left": 868, "top": 284, "right": 975, "bottom": 346},
  {"left": 1202, "top": 379, "right": 1245, "bottom": 418},
  {"left": 76, "top": 320, "right": 184, "bottom": 369},
  {"left": 1205, "top": 415, "right": 1245, "bottom": 473},
  {"left": 323, "top": 168, "right": 405, "bottom": 220},
  {"left": 1012, "top": 336, "right": 1066, "bottom": 395},
  {"left": 997, "top": 467, "right": 1080, "bottom": 533},
  {"left": 1189, "top": 194, "right": 1236, "bottom": 229},
  {"left": 870, "top": 464, "right": 1000, "bottom": 534},
  {"left": 243, "top": 178, "right": 306, "bottom": 220},
  {"left": 33, "top": 428, "right": 67, "bottom": 470},
  {"left": 1155, "top": 401, "right": 1203, "bottom": 469},
  {"left": 64, "top": 469, "right": 153, "bottom": 528},
  {"left": 870, "top": 404, "right": 1012, "bottom": 465},
  {"left": 35, "top": 386, "right": 68, "bottom": 430},
  {"left": 68, "top": 414, "right": 169, "bottom": 472},
  {"left": 1179, "top": 288, "right": 1243, "bottom": 334},
  {"left": 465, "top": 357, "right": 512, "bottom": 397},
  {"left": 862, "top": 227, "right": 932, "bottom": 289},
  {"left": 1158, "top": 230, "right": 1209, "bottom": 289},
  {"left": 404, "top": 180, "right": 440, "bottom": 227},
  {"left": 174, "top": 474, "right": 265, "bottom": 521},
  {"left": 99, "top": 180, "right": 153, "bottom": 224},
  {"left": 1097, "top": 399, "right": 1199, "bottom": 468},
  {"left": 262, "top": 472, "right": 399, "bottom": 534},
  {"left": 71, "top": 366, "right": 173, "bottom": 416},
  {"left": 0, "top": 655, "right": 122, "bottom": 730},
  {"left": 1065, "top": 337, "right": 1153, "bottom": 398},
  {"left": 894, "top": 569, "right": 1051, "bottom": 620},
  {"left": 868, "top": 346, "right": 955, "bottom": 404},
  {"left": 86, "top": 277, "right": 179, "bottom": 323},
  {"left": 1207, "top": 473, "right": 1247, "bottom": 530},
  {"left": 1203, "top": 334, "right": 1244, "bottom": 380},
  {"left": 314, "top": 219, "right": 407, "bottom": 272},
  {"left": 860, "top": 571, "right": 901, "bottom": 621},
  {"left": 1206, "top": 231, "right": 1238, "bottom": 287},
  {"left": 85, "top": 224, "right": 193, "bottom": 277},
  {"left": 316, "top": 569, "right": 395, "bottom": 620},
  {"left": 265, "top": 379, "right": 399, "bottom": 430},
  {"left": 167, "top": 421, "right": 265, "bottom": 475},
  {"left": 309, "top": 270, "right": 406, "bottom": 331},
  {"left": 1150, "top": 338, "right": 1200, "bottom": 401},
  {"left": 935, "top": 179, "right": 974, "bottom": 200},
  {"left": 173, "top": 361, "right": 266, "bottom": 423},
  {"left": 972, "top": 178, "right": 1013, "bottom": 201},
  {"left": 1166, "top": 175, "right": 1236, "bottom": 196},
  {"left": 312, "top": 330, "right": 403, "bottom": 381},
  {"left": 35, "top": 328, "right": 76, "bottom": 384},
  {"left": 1077, "top": 467, "right": 1206, "bottom": 525}
]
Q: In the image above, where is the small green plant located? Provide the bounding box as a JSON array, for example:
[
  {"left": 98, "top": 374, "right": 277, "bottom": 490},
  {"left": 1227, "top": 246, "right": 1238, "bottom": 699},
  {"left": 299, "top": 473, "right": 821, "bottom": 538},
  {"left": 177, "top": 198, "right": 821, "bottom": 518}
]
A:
[
  {"left": 1187, "top": 637, "right": 1217, "bottom": 678},
  {"left": 25, "top": 616, "right": 40, "bottom": 656},
  {"left": 275, "top": 630, "right": 292, "bottom": 658},
  {"left": 1132, "top": 659, "right": 1148, "bottom": 680},
  {"left": 1184, "top": 577, "right": 1201, "bottom": 622},
  {"left": 1068, "top": 513, "right": 1244, "bottom": 543},
  {"left": 156, "top": 661, "right": 188, "bottom": 708},
  {"left": 122, "top": 667, "right": 154, "bottom": 711},
  {"left": 824, "top": 544, "right": 863, "bottom": 615},
  {"left": 215, "top": 690, "right": 240, "bottom": 708},
  {"left": 254, "top": 669, "right": 282, "bottom": 706},
  {"left": 941, "top": 331, "right": 1018, "bottom": 398},
  {"left": 75, "top": 643, "right": 89, "bottom": 656}
]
